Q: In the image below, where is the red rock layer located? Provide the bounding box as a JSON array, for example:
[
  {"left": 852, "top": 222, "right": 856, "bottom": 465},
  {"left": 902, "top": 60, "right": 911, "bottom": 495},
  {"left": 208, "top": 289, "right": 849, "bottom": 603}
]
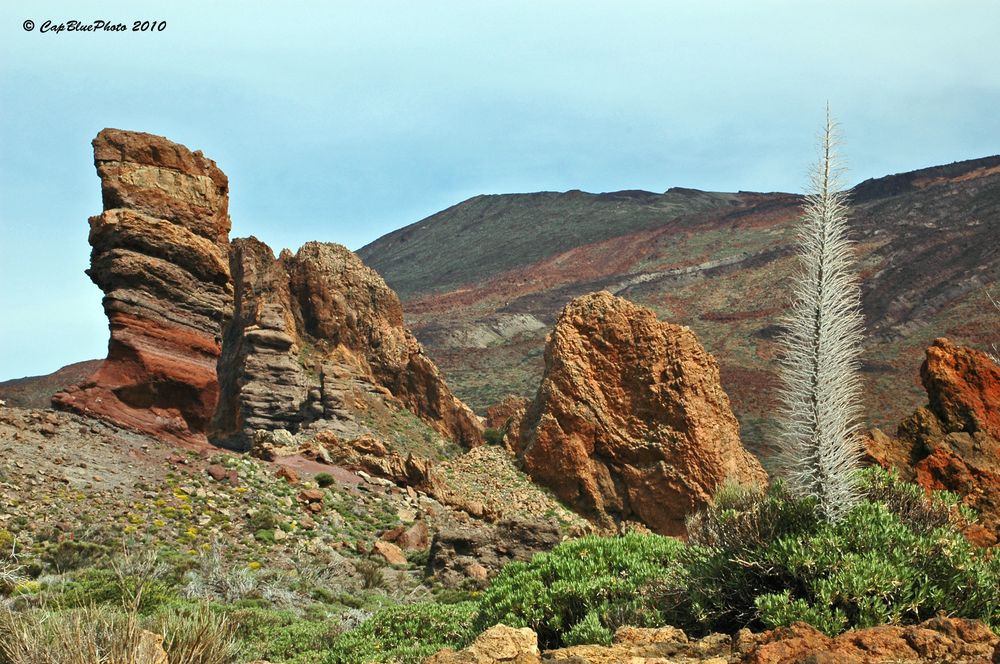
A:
[
  {"left": 515, "top": 291, "right": 767, "bottom": 535},
  {"left": 53, "top": 129, "right": 233, "bottom": 445}
]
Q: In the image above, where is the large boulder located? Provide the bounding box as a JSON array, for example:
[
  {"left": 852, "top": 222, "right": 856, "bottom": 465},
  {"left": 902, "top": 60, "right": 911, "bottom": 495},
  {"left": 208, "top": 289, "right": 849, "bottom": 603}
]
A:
[
  {"left": 515, "top": 291, "right": 767, "bottom": 535},
  {"left": 865, "top": 338, "right": 1000, "bottom": 544},
  {"left": 53, "top": 129, "right": 233, "bottom": 444},
  {"left": 210, "top": 240, "right": 483, "bottom": 449}
]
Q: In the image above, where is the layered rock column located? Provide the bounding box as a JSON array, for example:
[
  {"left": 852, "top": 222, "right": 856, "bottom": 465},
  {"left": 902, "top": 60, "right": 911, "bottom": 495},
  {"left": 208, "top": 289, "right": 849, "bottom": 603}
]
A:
[
  {"left": 515, "top": 291, "right": 767, "bottom": 535},
  {"left": 53, "top": 129, "right": 233, "bottom": 444}
]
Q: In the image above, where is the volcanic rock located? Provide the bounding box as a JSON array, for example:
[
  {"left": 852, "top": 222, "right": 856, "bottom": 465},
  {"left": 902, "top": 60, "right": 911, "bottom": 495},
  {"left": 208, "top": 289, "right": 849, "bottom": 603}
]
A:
[
  {"left": 514, "top": 291, "right": 767, "bottom": 535},
  {"left": 741, "top": 616, "right": 999, "bottom": 664},
  {"left": 372, "top": 540, "right": 408, "bottom": 566},
  {"left": 52, "top": 129, "right": 233, "bottom": 445},
  {"left": 426, "top": 617, "right": 999, "bottom": 663},
  {"left": 426, "top": 624, "right": 541, "bottom": 664},
  {"left": 865, "top": 338, "right": 1000, "bottom": 544},
  {"left": 210, "top": 238, "right": 309, "bottom": 447},
  {"left": 211, "top": 240, "right": 483, "bottom": 449},
  {"left": 426, "top": 518, "right": 561, "bottom": 588}
]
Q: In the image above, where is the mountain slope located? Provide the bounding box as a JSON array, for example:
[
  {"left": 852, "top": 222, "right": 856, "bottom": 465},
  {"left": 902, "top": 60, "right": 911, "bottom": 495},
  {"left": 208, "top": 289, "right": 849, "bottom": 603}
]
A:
[{"left": 359, "top": 156, "right": 1000, "bottom": 454}]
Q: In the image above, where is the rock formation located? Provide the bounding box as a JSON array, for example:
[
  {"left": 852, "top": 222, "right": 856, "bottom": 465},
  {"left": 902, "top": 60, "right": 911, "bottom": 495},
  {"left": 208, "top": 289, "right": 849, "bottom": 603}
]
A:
[
  {"left": 865, "top": 338, "right": 1000, "bottom": 544},
  {"left": 210, "top": 240, "right": 483, "bottom": 449},
  {"left": 53, "top": 129, "right": 233, "bottom": 444},
  {"left": 52, "top": 129, "right": 481, "bottom": 451},
  {"left": 427, "top": 617, "right": 1000, "bottom": 664},
  {"left": 514, "top": 291, "right": 767, "bottom": 536}
]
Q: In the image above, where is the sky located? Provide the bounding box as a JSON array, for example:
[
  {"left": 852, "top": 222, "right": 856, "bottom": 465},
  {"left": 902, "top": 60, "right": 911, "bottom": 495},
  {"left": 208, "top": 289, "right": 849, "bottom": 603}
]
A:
[{"left": 1, "top": 1, "right": 999, "bottom": 380}]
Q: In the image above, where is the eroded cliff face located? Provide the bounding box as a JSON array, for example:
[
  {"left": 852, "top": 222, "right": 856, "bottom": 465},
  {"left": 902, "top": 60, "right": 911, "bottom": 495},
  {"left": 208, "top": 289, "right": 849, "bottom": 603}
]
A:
[
  {"left": 514, "top": 291, "right": 767, "bottom": 535},
  {"left": 53, "top": 129, "right": 482, "bottom": 450},
  {"left": 53, "top": 129, "right": 233, "bottom": 444},
  {"left": 211, "top": 240, "right": 484, "bottom": 449}
]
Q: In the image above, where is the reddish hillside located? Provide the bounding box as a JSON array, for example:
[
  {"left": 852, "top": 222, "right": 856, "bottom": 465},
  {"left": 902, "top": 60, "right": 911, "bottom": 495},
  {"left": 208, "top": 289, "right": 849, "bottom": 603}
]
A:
[{"left": 359, "top": 156, "right": 1000, "bottom": 454}]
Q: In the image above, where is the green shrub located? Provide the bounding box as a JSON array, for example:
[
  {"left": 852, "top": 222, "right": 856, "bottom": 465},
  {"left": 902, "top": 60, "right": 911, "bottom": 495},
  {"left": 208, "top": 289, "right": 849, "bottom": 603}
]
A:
[
  {"left": 253, "top": 529, "right": 275, "bottom": 544},
  {"left": 681, "top": 470, "right": 1000, "bottom": 635},
  {"left": 40, "top": 539, "right": 111, "bottom": 573},
  {"left": 248, "top": 509, "right": 279, "bottom": 532},
  {"left": 483, "top": 428, "right": 505, "bottom": 446},
  {"left": 221, "top": 605, "right": 341, "bottom": 661},
  {"left": 315, "top": 473, "right": 336, "bottom": 488},
  {"left": 475, "top": 532, "right": 686, "bottom": 648},
  {"left": 53, "top": 568, "right": 178, "bottom": 613},
  {"left": 472, "top": 470, "right": 1000, "bottom": 648},
  {"left": 322, "top": 601, "right": 478, "bottom": 664},
  {"left": 562, "top": 610, "right": 612, "bottom": 646}
]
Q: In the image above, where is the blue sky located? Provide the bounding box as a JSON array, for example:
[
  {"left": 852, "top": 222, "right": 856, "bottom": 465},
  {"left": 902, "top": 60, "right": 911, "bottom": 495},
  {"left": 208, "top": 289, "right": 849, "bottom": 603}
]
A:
[{"left": 1, "top": 1, "right": 998, "bottom": 380}]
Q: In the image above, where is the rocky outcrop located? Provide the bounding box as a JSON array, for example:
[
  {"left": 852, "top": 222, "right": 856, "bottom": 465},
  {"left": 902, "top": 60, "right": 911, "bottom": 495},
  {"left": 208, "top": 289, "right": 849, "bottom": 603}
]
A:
[
  {"left": 514, "top": 292, "right": 767, "bottom": 535},
  {"left": 425, "top": 618, "right": 1000, "bottom": 663},
  {"left": 865, "top": 338, "right": 1000, "bottom": 544},
  {"left": 53, "top": 129, "right": 233, "bottom": 444},
  {"left": 289, "top": 242, "right": 483, "bottom": 447},
  {"left": 50, "top": 129, "right": 480, "bottom": 452},
  {"left": 211, "top": 240, "right": 483, "bottom": 449},
  {"left": 741, "top": 616, "right": 999, "bottom": 664},
  {"left": 426, "top": 518, "right": 561, "bottom": 588}
]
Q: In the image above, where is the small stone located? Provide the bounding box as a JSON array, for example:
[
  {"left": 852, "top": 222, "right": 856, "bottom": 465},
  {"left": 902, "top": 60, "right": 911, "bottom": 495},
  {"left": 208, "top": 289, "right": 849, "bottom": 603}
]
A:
[
  {"left": 464, "top": 561, "right": 489, "bottom": 582},
  {"left": 299, "top": 515, "right": 316, "bottom": 530},
  {"left": 373, "top": 540, "right": 408, "bottom": 566},
  {"left": 276, "top": 466, "right": 299, "bottom": 484},
  {"left": 298, "top": 488, "right": 324, "bottom": 504},
  {"left": 206, "top": 464, "right": 227, "bottom": 481},
  {"left": 396, "top": 520, "right": 430, "bottom": 551}
]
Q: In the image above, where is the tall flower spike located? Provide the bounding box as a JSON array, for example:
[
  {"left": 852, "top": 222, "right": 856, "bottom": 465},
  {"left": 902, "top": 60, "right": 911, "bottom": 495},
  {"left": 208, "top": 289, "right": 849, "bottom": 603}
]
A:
[{"left": 775, "top": 109, "right": 866, "bottom": 522}]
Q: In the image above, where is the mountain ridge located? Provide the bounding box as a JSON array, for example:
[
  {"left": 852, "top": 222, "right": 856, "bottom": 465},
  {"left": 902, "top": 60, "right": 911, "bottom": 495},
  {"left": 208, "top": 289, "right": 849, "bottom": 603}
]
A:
[{"left": 359, "top": 154, "right": 1000, "bottom": 453}]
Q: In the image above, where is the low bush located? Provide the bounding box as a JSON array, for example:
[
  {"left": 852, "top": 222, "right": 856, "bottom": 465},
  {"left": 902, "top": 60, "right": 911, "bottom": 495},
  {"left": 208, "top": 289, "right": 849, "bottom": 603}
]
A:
[
  {"left": 321, "top": 601, "right": 478, "bottom": 664},
  {"left": 682, "top": 469, "right": 1000, "bottom": 635},
  {"left": 475, "top": 532, "right": 687, "bottom": 648},
  {"left": 474, "top": 468, "right": 1000, "bottom": 648},
  {"left": 482, "top": 428, "right": 505, "bottom": 446},
  {"left": 219, "top": 605, "right": 341, "bottom": 661}
]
